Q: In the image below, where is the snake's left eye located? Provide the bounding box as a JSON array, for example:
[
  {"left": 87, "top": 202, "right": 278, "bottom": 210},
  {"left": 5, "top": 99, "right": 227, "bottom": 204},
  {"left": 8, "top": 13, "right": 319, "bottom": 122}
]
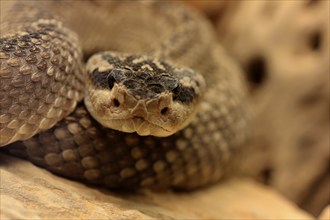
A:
[{"left": 108, "top": 75, "right": 116, "bottom": 89}]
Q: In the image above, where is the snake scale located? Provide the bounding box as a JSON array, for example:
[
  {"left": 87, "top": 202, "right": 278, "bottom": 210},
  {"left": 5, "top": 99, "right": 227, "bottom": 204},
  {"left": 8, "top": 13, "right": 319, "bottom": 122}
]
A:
[{"left": 0, "top": 1, "right": 248, "bottom": 190}]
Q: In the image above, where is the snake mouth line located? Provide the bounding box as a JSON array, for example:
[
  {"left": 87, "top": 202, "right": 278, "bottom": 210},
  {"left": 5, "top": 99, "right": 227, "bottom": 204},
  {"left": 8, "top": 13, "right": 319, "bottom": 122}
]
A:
[
  {"left": 84, "top": 96, "right": 172, "bottom": 135},
  {"left": 107, "top": 117, "right": 172, "bottom": 135}
]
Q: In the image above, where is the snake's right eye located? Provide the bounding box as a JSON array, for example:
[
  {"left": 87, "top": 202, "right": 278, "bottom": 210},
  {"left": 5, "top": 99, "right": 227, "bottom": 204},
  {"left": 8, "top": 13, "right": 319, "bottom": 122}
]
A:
[{"left": 108, "top": 75, "right": 116, "bottom": 89}]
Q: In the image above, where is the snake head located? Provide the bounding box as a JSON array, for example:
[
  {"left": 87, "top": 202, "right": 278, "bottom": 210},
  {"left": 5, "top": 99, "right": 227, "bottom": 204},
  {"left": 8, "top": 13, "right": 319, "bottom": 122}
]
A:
[{"left": 85, "top": 52, "right": 205, "bottom": 137}]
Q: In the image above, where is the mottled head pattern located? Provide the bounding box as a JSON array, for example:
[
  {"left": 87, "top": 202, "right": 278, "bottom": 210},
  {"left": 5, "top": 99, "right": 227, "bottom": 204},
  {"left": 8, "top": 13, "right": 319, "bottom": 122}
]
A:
[{"left": 85, "top": 52, "right": 205, "bottom": 137}]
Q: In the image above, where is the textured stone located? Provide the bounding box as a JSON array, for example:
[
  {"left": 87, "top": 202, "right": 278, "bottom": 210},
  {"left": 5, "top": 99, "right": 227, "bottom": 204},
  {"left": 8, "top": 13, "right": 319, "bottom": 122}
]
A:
[
  {"left": 182, "top": 0, "right": 227, "bottom": 21},
  {"left": 0, "top": 154, "right": 312, "bottom": 219},
  {"left": 318, "top": 206, "right": 330, "bottom": 220},
  {"left": 215, "top": 0, "right": 329, "bottom": 216}
]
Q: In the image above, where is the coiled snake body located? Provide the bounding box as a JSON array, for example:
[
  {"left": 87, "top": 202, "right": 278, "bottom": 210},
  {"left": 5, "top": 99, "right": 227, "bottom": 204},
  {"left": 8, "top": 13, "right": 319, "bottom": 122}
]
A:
[{"left": 0, "top": 1, "right": 248, "bottom": 189}]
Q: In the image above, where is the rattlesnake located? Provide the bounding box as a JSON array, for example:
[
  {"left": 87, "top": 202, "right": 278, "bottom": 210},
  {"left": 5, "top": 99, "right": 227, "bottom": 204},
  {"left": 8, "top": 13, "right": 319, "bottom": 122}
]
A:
[{"left": 0, "top": 1, "right": 248, "bottom": 189}]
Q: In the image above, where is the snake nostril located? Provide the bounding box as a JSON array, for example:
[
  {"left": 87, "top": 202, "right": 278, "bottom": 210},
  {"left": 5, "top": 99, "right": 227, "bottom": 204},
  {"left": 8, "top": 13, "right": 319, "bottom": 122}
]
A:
[
  {"left": 113, "top": 98, "right": 120, "bottom": 107},
  {"left": 160, "top": 107, "right": 169, "bottom": 115}
]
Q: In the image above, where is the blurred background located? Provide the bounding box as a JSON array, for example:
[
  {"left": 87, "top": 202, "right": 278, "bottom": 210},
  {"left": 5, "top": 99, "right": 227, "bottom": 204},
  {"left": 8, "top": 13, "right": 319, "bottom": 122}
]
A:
[{"left": 182, "top": 0, "right": 329, "bottom": 217}]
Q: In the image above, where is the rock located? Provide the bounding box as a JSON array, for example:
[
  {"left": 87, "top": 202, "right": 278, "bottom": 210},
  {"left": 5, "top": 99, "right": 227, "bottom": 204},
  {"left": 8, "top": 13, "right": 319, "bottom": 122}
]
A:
[
  {"left": 215, "top": 0, "right": 329, "bottom": 216},
  {"left": 181, "top": 0, "right": 227, "bottom": 21},
  {"left": 318, "top": 206, "right": 330, "bottom": 220},
  {"left": 0, "top": 153, "right": 313, "bottom": 219}
]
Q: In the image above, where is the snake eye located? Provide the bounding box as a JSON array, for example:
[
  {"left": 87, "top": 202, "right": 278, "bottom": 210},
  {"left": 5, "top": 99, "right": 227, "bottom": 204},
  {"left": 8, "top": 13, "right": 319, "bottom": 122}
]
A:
[{"left": 108, "top": 75, "right": 116, "bottom": 89}]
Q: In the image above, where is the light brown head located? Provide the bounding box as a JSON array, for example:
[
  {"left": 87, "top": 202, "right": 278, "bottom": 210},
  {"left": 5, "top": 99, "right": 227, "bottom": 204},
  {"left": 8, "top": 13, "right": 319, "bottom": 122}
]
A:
[{"left": 85, "top": 52, "right": 205, "bottom": 137}]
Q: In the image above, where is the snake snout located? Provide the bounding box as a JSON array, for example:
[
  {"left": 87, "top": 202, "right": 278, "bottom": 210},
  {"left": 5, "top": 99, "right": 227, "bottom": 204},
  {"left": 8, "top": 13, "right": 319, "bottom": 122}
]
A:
[
  {"left": 131, "top": 95, "right": 173, "bottom": 119},
  {"left": 158, "top": 95, "right": 172, "bottom": 117},
  {"left": 109, "top": 84, "right": 126, "bottom": 109},
  {"left": 131, "top": 101, "right": 148, "bottom": 119}
]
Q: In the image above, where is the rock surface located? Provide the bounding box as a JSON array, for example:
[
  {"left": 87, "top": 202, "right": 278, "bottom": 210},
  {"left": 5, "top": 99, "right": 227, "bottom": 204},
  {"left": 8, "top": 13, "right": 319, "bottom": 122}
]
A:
[
  {"left": 318, "top": 206, "right": 330, "bottom": 220},
  {"left": 0, "top": 153, "right": 313, "bottom": 219},
  {"left": 215, "top": 0, "right": 329, "bottom": 216}
]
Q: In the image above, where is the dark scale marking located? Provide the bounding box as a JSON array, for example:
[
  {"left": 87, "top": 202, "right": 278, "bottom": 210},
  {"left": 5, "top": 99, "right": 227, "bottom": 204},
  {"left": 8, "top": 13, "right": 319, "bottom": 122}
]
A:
[
  {"left": 101, "top": 53, "right": 122, "bottom": 67},
  {"left": 20, "top": 35, "right": 31, "bottom": 41},
  {"left": 173, "top": 85, "right": 195, "bottom": 104},
  {"left": 102, "top": 53, "right": 175, "bottom": 76},
  {"left": 30, "top": 46, "right": 41, "bottom": 53},
  {"left": 149, "top": 84, "right": 164, "bottom": 94},
  {"left": 95, "top": 53, "right": 201, "bottom": 103},
  {"left": 90, "top": 68, "right": 111, "bottom": 89},
  {"left": 37, "top": 60, "right": 47, "bottom": 70},
  {"left": 18, "top": 41, "right": 33, "bottom": 49},
  {"left": 107, "top": 75, "right": 116, "bottom": 90},
  {"left": 7, "top": 39, "right": 18, "bottom": 45},
  {"left": 2, "top": 44, "right": 16, "bottom": 52},
  {"left": 26, "top": 54, "right": 38, "bottom": 64},
  {"left": 14, "top": 50, "right": 27, "bottom": 57},
  {"left": 29, "top": 32, "right": 41, "bottom": 39},
  {"left": 115, "top": 68, "right": 179, "bottom": 99}
]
